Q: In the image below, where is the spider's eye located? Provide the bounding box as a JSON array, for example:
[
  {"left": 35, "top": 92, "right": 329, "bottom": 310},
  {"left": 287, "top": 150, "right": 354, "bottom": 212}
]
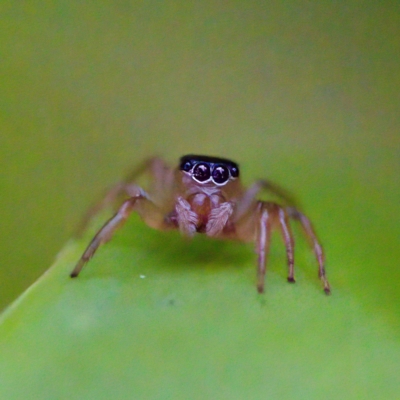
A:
[
  {"left": 193, "top": 163, "right": 211, "bottom": 182},
  {"left": 212, "top": 165, "right": 230, "bottom": 184},
  {"left": 230, "top": 165, "right": 239, "bottom": 178},
  {"left": 180, "top": 160, "right": 192, "bottom": 172}
]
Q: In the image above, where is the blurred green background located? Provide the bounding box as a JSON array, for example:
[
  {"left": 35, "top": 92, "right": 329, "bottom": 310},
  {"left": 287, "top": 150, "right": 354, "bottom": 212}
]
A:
[{"left": 0, "top": 1, "right": 399, "bottom": 398}]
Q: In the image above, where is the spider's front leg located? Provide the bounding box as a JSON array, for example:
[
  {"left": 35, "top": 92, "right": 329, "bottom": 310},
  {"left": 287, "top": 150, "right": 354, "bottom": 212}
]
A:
[
  {"left": 71, "top": 191, "right": 155, "bottom": 278},
  {"left": 76, "top": 157, "right": 170, "bottom": 235},
  {"left": 255, "top": 202, "right": 295, "bottom": 293}
]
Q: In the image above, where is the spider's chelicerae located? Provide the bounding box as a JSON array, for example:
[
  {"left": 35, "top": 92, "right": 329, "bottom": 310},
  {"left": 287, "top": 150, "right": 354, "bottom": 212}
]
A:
[{"left": 71, "top": 155, "right": 331, "bottom": 294}]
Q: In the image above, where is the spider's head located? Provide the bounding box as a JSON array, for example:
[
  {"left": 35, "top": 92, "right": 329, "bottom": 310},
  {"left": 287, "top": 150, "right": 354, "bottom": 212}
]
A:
[{"left": 179, "top": 154, "right": 239, "bottom": 187}]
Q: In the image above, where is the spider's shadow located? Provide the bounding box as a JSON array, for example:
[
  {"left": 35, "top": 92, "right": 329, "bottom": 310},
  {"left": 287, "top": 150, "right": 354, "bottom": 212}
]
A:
[
  {"left": 81, "top": 215, "right": 322, "bottom": 290},
  {"left": 108, "top": 218, "right": 325, "bottom": 292},
  {"left": 114, "top": 218, "right": 252, "bottom": 273}
]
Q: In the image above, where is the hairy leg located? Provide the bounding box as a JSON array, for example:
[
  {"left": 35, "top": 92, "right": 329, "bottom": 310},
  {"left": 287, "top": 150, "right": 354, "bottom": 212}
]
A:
[
  {"left": 256, "top": 203, "right": 272, "bottom": 293},
  {"left": 71, "top": 193, "right": 153, "bottom": 277},
  {"left": 256, "top": 203, "right": 295, "bottom": 293},
  {"left": 287, "top": 207, "right": 331, "bottom": 294},
  {"left": 277, "top": 207, "right": 295, "bottom": 283}
]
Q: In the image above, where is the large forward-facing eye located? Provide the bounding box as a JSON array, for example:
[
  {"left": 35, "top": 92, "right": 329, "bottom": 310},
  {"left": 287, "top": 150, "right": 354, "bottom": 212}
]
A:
[
  {"left": 212, "top": 165, "right": 230, "bottom": 184},
  {"left": 193, "top": 163, "right": 211, "bottom": 182}
]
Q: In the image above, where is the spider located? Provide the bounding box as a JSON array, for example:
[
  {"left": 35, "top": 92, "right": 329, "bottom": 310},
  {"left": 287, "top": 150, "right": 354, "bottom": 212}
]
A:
[{"left": 71, "top": 155, "right": 331, "bottom": 295}]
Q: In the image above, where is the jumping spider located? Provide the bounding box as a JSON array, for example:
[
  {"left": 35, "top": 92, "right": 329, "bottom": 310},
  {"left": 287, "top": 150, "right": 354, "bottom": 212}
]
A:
[{"left": 71, "top": 155, "right": 331, "bottom": 294}]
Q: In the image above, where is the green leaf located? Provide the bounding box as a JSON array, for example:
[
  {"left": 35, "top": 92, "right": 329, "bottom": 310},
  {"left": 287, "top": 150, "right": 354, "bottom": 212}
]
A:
[{"left": 0, "top": 212, "right": 399, "bottom": 399}]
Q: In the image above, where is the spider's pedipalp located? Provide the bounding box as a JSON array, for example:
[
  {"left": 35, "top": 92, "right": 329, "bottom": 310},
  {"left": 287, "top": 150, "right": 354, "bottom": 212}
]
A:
[
  {"left": 175, "top": 196, "right": 199, "bottom": 237},
  {"left": 206, "top": 201, "right": 234, "bottom": 237}
]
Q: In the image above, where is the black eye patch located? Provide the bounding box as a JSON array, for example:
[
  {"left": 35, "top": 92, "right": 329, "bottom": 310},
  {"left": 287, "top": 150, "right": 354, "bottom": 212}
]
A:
[{"left": 179, "top": 154, "right": 240, "bottom": 178}]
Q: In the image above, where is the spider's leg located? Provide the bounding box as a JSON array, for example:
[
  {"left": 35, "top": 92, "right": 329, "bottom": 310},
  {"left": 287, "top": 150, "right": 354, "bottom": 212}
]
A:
[
  {"left": 256, "top": 203, "right": 272, "bottom": 293},
  {"left": 277, "top": 207, "right": 295, "bottom": 283},
  {"left": 287, "top": 207, "right": 331, "bottom": 294},
  {"left": 76, "top": 183, "right": 143, "bottom": 235},
  {"left": 76, "top": 157, "right": 170, "bottom": 235},
  {"left": 71, "top": 195, "right": 143, "bottom": 278},
  {"left": 122, "top": 156, "right": 164, "bottom": 183},
  {"left": 234, "top": 179, "right": 297, "bottom": 223},
  {"left": 257, "top": 179, "right": 298, "bottom": 206}
]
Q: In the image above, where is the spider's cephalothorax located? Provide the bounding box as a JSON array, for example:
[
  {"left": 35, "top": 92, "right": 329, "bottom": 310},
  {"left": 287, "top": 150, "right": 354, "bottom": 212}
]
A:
[{"left": 71, "top": 155, "right": 331, "bottom": 295}]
